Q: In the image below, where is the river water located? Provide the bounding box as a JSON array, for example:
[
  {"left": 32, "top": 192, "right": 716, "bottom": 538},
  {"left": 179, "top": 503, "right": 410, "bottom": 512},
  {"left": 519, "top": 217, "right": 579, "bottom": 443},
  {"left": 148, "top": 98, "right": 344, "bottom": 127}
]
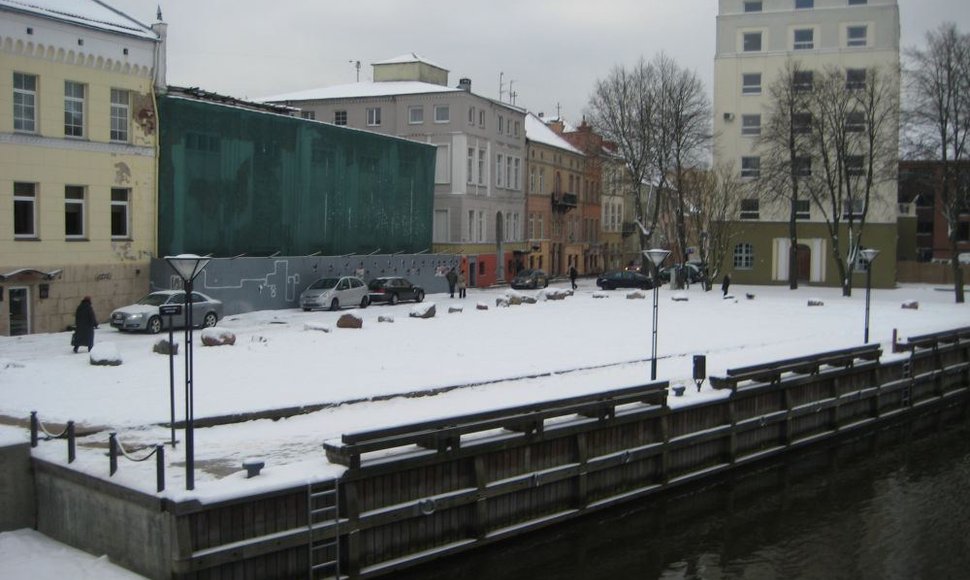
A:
[{"left": 398, "top": 412, "right": 970, "bottom": 580}]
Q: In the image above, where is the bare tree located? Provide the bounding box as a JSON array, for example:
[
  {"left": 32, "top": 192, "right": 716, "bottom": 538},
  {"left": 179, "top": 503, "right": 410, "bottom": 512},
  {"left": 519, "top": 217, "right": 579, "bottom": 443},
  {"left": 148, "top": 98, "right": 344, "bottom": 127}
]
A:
[
  {"left": 802, "top": 65, "right": 898, "bottom": 296},
  {"left": 905, "top": 23, "right": 970, "bottom": 303},
  {"left": 757, "top": 59, "right": 815, "bottom": 289},
  {"left": 682, "top": 165, "right": 746, "bottom": 290}
]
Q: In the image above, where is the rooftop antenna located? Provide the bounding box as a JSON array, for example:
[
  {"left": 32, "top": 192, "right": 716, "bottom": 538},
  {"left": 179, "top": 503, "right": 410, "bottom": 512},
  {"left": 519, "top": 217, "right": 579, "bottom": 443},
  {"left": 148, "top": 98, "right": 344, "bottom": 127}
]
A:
[
  {"left": 349, "top": 60, "right": 361, "bottom": 82},
  {"left": 556, "top": 102, "right": 562, "bottom": 118},
  {"left": 508, "top": 79, "right": 517, "bottom": 104},
  {"left": 156, "top": 5, "right": 162, "bottom": 21},
  {"left": 499, "top": 71, "right": 505, "bottom": 101}
]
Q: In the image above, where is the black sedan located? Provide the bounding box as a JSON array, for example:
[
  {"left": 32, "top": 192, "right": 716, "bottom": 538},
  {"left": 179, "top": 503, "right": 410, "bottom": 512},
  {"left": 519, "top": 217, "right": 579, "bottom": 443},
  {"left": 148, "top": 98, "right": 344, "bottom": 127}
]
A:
[
  {"left": 510, "top": 269, "right": 548, "bottom": 290},
  {"left": 367, "top": 277, "right": 425, "bottom": 305},
  {"left": 595, "top": 270, "right": 657, "bottom": 290}
]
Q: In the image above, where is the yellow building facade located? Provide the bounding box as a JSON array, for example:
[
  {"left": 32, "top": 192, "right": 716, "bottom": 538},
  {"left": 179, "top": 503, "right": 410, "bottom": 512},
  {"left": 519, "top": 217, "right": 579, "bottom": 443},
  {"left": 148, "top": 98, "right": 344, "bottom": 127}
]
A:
[{"left": 0, "top": 1, "right": 160, "bottom": 335}]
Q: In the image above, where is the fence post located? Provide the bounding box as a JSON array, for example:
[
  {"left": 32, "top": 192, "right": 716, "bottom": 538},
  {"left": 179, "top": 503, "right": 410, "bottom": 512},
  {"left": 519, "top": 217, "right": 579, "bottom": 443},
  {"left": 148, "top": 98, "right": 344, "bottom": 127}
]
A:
[
  {"left": 30, "top": 411, "right": 38, "bottom": 447},
  {"left": 67, "top": 421, "right": 75, "bottom": 463},
  {"left": 156, "top": 445, "right": 165, "bottom": 493},
  {"left": 109, "top": 432, "right": 118, "bottom": 476}
]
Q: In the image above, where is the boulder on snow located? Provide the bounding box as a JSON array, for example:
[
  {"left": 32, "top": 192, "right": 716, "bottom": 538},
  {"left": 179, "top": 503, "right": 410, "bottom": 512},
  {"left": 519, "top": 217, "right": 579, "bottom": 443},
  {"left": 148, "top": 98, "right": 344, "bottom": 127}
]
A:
[
  {"left": 409, "top": 303, "right": 436, "bottom": 319},
  {"left": 153, "top": 338, "right": 178, "bottom": 356},
  {"left": 592, "top": 291, "right": 609, "bottom": 299},
  {"left": 901, "top": 300, "right": 919, "bottom": 310},
  {"left": 304, "top": 322, "right": 332, "bottom": 333},
  {"left": 337, "top": 312, "right": 363, "bottom": 329},
  {"left": 476, "top": 302, "right": 489, "bottom": 310},
  {"left": 807, "top": 299, "right": 824, "bottom": 307},
  {"left": 495, "top": 296, "right": 509, "bottom": 308},
  {"left": 543, "top": 288, "right": 570, "bottom": 301},
  {"left": 378, "top": 315, "right": 395, "bottom": 323},
  {"left": 626, "top": 291, "right": 647, "bottom": 300},
  {"left": 671, "top": 292, "right": 688, "bottom": 302},
  {"left": 201, "top": 328, "right": 236, "bottom": 346},
  {"left": 89, "top": 342, "right": 122, "bottom": 366},
  {"left": 746, "top": 293, "right": 755, "bottom": 300},
  {"left": 448, "top": 305, "right": 463, "bottom": 313}
]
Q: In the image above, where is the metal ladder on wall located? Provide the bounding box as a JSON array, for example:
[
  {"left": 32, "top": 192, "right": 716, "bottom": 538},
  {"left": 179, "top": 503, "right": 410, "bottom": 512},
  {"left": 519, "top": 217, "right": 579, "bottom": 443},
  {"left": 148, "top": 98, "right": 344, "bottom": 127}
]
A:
[{"left": 307, "top": 479, "right": 341, "bottom": 579}]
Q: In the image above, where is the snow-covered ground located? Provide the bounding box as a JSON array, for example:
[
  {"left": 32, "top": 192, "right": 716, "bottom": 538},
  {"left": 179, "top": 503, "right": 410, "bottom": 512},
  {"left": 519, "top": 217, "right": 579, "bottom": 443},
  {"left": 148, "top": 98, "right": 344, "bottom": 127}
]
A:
[{"left": 0, "top": 280, "right": 965, "bottom": 578}]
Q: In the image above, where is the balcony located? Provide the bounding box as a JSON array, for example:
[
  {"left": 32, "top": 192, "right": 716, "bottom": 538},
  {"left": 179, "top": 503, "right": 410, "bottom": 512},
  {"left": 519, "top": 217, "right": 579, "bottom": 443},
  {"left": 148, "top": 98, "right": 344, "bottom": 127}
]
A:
[{"left": 551, "top": 192, "right": 578, "bottom": 212}]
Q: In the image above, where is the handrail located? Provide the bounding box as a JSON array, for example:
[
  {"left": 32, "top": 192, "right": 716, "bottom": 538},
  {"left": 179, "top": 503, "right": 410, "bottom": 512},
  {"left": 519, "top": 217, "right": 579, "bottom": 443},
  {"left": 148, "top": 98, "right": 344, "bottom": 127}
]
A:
[
  {"left": 899, "top": 326, "right": 970, "bottom": 351},
  {"left": 711, "top": 344, "right": 882, "bottom": 391},
  {"left": 30, "top": 411, "right": 76, "bottom": 463},
  {"left": 108, "top": 432, "right": 166, "bottom": 493}
]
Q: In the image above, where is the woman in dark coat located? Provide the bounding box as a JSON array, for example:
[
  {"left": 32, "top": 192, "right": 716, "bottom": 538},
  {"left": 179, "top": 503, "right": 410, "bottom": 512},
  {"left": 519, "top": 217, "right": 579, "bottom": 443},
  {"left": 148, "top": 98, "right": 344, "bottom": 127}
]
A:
[{"left": 73, "top": 296, "right": 97, "bottom": 353}]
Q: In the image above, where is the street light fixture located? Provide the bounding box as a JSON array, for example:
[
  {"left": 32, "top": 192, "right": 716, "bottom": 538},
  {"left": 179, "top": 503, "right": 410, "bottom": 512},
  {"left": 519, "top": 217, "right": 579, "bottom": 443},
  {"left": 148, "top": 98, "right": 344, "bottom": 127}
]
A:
[
  {"left": 164, "top": 254, "right": 210, "bottom": 490},
  {"left": 644, "top": 248, "right": 671, "bottom": 381},
  {"left": 860, "top": 248, "right": 880, "bottom": 344}
]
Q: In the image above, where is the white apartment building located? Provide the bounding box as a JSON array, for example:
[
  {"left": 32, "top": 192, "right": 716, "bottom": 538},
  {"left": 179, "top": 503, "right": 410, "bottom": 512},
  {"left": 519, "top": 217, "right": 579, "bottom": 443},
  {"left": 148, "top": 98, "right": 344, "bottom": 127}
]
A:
[
  {"left": 713, "top": 0, "right": 900, "bottom": 286},
  {"left": 262, "top": 55, "right": 527, "bottom": 286}
]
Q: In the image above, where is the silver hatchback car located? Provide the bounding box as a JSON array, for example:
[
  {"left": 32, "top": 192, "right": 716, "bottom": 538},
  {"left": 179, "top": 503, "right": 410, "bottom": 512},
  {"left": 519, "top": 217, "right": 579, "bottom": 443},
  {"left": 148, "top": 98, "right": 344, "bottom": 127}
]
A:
[
  {"left": 110, "top": 290, "right": 223, "bottom": 334},
  {"left": 300, "top": 276, "right": 369, "bottom": 311}
]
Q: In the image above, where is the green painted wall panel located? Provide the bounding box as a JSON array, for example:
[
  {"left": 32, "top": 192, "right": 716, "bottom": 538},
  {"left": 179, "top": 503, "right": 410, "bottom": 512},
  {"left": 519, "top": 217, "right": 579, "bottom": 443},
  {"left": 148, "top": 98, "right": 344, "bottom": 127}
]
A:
[{"left": 157, "top": 95, "right": 435, "bottom": 257}]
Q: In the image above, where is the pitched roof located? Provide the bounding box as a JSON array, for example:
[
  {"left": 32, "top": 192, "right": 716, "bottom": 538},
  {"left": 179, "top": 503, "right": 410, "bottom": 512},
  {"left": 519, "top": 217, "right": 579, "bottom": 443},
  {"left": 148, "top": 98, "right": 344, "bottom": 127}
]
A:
[
  {"left": 0, "top": 0, "right": 157, "bottom": 40},
  {"left": 525, "top": 113, "right": 583, "bottom": 155}
]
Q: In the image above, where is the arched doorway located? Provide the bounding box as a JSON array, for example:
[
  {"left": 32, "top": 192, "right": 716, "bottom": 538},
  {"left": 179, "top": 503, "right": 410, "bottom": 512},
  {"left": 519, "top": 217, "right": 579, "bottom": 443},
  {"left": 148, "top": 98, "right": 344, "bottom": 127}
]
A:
[{"left": 796, "top": 244, "right": 811, "bottom": 282}]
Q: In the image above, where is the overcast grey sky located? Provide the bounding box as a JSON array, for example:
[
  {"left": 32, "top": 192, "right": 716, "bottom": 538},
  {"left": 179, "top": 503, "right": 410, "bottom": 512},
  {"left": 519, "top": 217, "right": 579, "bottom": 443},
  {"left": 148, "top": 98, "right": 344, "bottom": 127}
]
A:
[{"left": 127, "top": 0, "right": 969, "bottom": 123}]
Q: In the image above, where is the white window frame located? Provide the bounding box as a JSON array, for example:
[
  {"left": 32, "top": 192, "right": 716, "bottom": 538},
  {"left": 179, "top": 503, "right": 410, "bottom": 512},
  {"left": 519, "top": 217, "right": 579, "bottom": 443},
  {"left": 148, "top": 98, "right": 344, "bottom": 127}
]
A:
[
  {"left": 795, "top": 199, "right": 811, "bottom": 220},
  {"left": 478, "top": 149, "right": 485, "bottom": 185},
  {"left": 479, "top": 110, "right": 485, "bottom": 127},
  {"left": 65, "top": 185, "right": 86, "bottom": 239},
  {"left": 14, "top": 182, "right": 37, "bottom": 239},
  {"left": 741, "top": 114, "right": 761, "bottom": 136},
  {"left": 111, "top": 187, "right": 131, "bottom": 239},
  {"left": 740, "top": 199, "right": 760, "bottom": 220},
  {"left": 794, "top": 28, "right": 814, "bottom": 50},
  {"left": 743, "top": 31, "right": 763, "bottom": 52},
  {"left": 477, "top": 210, "right": 486, "bottom": 242},
  {"left": 742, "top": 73, "right": 762, "bottom": 95},
  {"left": 846, "top": 25, "right": 868, "bottom": 47},
  {"left": 467, "top": 148, "right": 475, "bottom": 184},
  {"left": 496, "top": 154, "right": 504, "bottom": 187},
  {"left": 64, "top": 80, "right": 85, "bottom": 138},
  {"left": 468, "top": 106, "right": 475, "bottom": 125},
  {"left": 514, "top": 158, "right": 521, "bottom": 189},
  {"left": 434, "top": 104, "right": 450, "bottom": 123},
  {"left": 110, "top": 88, "right": 130, "bottom": 142},
  {"left": 408, "top": 106, "right": 424, "bottom": 124},
  {"left": 434, "top": 144, "right": 451, "bottom": 184},
  {"left": 734, "top": 242, "right": 754, "bottom": 269},
  {"left": 498, "top": 115, "right": 504, "bottom": 134},
  {"left": 366, "top": 107, "right": 382, "bottom": 126},
  {"left": 506, "top": 156, "right": 513, "bottom": 189},
  {"left": 14, "top": 72, "right": 37, "bottom": 133}
]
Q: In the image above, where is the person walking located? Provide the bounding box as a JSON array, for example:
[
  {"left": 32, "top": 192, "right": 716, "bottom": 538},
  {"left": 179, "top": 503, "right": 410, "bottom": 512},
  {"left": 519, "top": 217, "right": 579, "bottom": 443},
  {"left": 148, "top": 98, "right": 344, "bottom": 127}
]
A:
[
  {"left": 721, "top": 274, "right": 731, "bottom": 298},
  {"left": 446, "top": 267, "right": 458, "bottom": 298},
  {"left": 569, "top": 265, "right": 578, "bottom": 290},
  {"left": 457, "top": 269, "right": 467, "bottom": 299},
  {"left": 73, "top": 296, "right": 97, "bottom": 353}
]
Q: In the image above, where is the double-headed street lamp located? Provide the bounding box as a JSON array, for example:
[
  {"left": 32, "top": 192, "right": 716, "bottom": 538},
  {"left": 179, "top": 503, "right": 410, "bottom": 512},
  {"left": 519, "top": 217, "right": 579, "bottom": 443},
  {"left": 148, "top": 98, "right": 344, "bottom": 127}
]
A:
[
  {"left": 644, "top": 249, "right": 671, "bottom": 381},
  {"left": 860, "top": 248, "right": 880, "bottom": 344},
  {"left": 164, "top": 254, "right": 210, "bottom": 491}
]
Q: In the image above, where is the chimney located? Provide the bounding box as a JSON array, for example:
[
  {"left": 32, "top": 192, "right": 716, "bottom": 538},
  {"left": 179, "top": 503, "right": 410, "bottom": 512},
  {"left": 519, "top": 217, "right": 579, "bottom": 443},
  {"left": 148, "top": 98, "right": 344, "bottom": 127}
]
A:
[{"left": 458, "top": 78, "right": 472, "bottom": 92}]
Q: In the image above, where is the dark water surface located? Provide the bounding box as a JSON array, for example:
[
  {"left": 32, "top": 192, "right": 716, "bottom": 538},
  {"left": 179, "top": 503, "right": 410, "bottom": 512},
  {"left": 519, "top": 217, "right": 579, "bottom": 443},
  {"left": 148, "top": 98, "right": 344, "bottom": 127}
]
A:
[{"left": 396, "top": 414, "right": 970, "bottom": 580}]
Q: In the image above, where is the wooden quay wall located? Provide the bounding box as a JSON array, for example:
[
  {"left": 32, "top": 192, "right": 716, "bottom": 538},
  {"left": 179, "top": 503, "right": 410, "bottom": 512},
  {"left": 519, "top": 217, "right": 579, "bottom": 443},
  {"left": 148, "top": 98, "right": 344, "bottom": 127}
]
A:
[{"left": 31, "top": 328, "right": 970, "bottom": 579}]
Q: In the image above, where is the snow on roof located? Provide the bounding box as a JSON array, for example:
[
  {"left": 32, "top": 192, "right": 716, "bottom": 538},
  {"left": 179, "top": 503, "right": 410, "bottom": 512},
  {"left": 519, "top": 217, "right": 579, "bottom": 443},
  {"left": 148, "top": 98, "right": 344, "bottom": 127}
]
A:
[
  {"left": 0, "top": 0, "right": 157, "bottom": 40},
  {"left": 372, "top": 52, "right": 448, "bottom": 71},
  {"left": 258, "top": 80, "right": 461, "bottom": 103},
  {"left": 525, "top": 113, "right": 583, "bottom": 155}
]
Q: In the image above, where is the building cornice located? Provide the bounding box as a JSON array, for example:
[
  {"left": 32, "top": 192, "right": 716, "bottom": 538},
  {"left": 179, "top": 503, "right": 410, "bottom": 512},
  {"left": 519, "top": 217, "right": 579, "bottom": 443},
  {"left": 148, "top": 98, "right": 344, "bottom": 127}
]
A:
[{"left": 0, "top": 132, "right": 154, "bottom": 157}]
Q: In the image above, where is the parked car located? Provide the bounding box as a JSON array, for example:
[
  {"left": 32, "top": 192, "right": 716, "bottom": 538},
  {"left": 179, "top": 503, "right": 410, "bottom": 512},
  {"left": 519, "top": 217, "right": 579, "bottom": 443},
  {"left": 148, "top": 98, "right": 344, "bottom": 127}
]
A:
[
  {"left": 596, "top": 270, "right": 656, "bottom": 290},
  {"left": 510, "top": 269, "right": 549, "bottom": 290},
  {"left": 300, "top": 276, "right": 369, "bottom": 311},
  {"left": 368, "top": 277, "right": 425, "bottom": 305},
  {"left": 110, "top": 290, "right": 223, "bottom": 334},
  {"left": 659, "top": 263, "right": 705, "bottom": 285}
]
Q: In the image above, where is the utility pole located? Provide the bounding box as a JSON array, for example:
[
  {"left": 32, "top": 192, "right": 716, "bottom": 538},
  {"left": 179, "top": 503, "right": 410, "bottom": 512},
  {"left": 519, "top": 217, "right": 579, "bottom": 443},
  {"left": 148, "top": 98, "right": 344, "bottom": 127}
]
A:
[
  {"left": 508, "top": 79, "right": 515, "bottom": 104},
  {"left": 349, "top": 60, "right": 361, "bottom": 82}
]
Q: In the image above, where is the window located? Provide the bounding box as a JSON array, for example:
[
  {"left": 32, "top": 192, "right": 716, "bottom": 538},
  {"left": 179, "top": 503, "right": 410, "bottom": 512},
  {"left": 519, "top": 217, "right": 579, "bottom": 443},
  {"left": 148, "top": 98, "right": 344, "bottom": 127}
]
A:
[
  {"left": 64, "top": 81, "right": 85, "bottom": 137},
  {"left": 366, "top": 107, "right": 382, "bottom": 126},
  {"left": 514, "top": 158, "right": 521, "bottom": 189},
  {"left": 742, "top": 73, "right": 762, "bottom": 95},
  {"left": 434, "top": 104, "right": 450, "bottom": 123},
  {"left": 744, "top": 1, "right": 763, "bottom": 12},
  {"left": 468, "top": 107, "right": 475, "bottom": 124},
  {"left": 740, "top": 199, "right": 760, "bottom": 219},
  {"left": 514, "top": 121, "right": 520, "bottom": 137},
  {"left": 743, "top": 32, "right": 763, "bottom": 52},
  {"left": 793, "top": 112, "right": 813, "bottom": 134},
  {"left": 845, "top": 155, "right": 865, "bottom": 176},
  {"left": 530, "top": 167, "right": 537, "bottom": 193},
  {"left": 409, "top": 106, "right": 424, "bottom": 124},
  {"left": 741, "top": 114, "right": 761, "bottom": 136},
  {"left": 795, "top": 156, "right": 812, "bottom": 177},
  {"left": 478, "top": 150, "right": 485, "bottom": 185},
  {"left": 506, "top": 156, "right": 513, "bottom": 188},
  {"left": 734, "top": 243, "right": 754, "bottom": 269},
  {"left": 14, "top": 182, "right": 37, "bottom": 238},
  {"left": 794, "top": 29, "right": 814, "bottom": 50},
  {"left": 13, "top": 72, "right": 37, "bottom": 133},
  {"left": 847, "top": 25, "right": 868, "bottom": 47},
  {"left": 434, "top": 210, "right": 449, "bottom": 242},
  {"left": 300, "top": 110, "right": 316, "bottom": 120},
  {"left": 477, "top": 211, "right": 486, "bottom": 242},
  {"left": 843, "top": 198, "right": 865, "bottom": 218},
  {"left": 795, "top": 199, "right": 811, "bottom": 219},
  {"left": 479, "top": 110, "right": 485, "bottom": 127},
  {"left": 496, "top": 154, "right": 504, "bottom": 187},
  {"left": 846, "top": 111, "right": 866, "bottom": 132},
  {"left": 848, "top": 0, "right": 867, "bottom": 5},
  {"left": 741, "top": 156, "right": 761, "bottom": 179},
  {"left": 846, "top": 68, "right": 866, "bottom": 90},
  {"left": 793, "top": 70, "right": 814, "bottom": 92},
  {"left": 498, "top": 115, "right": 504, "bottom": 134},
  {"left": 333, "top": 110, "right": 347, "bottom": 125},
  {"left": 65, "top": 186, "right": 85, "bottom": 238},
  {"left": 435, "top": 145, "right": 450, "bottom": 184},
  {"left": 110, "top": 89, "right": 130, "bottom": 142},
  {"left": 795, "top": 0, "right": 814, "bottom": 8},
  {"left": 111, "top": 188, "right": 130, "bottom": 239},
  {"left": 467, "top": 148, "right": 475, "bottom": 183}
]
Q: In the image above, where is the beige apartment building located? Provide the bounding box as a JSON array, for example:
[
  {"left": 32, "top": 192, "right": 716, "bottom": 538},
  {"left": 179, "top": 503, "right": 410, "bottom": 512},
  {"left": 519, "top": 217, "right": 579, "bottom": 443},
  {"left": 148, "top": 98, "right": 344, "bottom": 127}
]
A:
[
  {"left": 713, "top": 0, "right": 900, "bottom": 287},
  {"left": 0, "top": 0, "right": 162, "bottom": 335}
]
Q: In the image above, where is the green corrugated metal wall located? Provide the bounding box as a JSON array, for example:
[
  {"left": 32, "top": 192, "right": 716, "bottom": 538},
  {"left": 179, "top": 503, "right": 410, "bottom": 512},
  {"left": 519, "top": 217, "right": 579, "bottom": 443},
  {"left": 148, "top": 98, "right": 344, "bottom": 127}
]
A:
[{"left": 157, "top": 95, "right": 436, "bottom": 256}]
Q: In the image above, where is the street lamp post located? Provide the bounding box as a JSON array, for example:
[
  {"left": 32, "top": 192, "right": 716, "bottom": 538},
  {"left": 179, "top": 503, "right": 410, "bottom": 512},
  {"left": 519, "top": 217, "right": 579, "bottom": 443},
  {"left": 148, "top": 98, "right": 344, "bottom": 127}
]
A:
[
  {"left": 644, "top": 249, "right": 671, "bottom": 381},
  {"left": 164, "top": 254, "right": 210, "bottom": 491},
  {"left": 860, "top": 248, "right": 880, "bottom": 344}
]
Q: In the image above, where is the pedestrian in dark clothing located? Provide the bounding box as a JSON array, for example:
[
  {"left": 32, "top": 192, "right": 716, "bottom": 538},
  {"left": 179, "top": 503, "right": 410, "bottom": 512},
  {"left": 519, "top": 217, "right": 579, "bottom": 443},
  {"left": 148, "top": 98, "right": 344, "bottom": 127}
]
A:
[
  {"left": 457, "top": 270, "right": 467, "bottom": 299},
  {"left": 721, "top": 274, "right": 731, "bottom": 298},
  {"left": 446, "top": 268, "right": 458, "bottom": 298},
  {"left": 569, "top": 265, "right": 578, "bottom": 290},
  {"left": 73, "top": 296, "right": 97, "bottom": 353}
]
